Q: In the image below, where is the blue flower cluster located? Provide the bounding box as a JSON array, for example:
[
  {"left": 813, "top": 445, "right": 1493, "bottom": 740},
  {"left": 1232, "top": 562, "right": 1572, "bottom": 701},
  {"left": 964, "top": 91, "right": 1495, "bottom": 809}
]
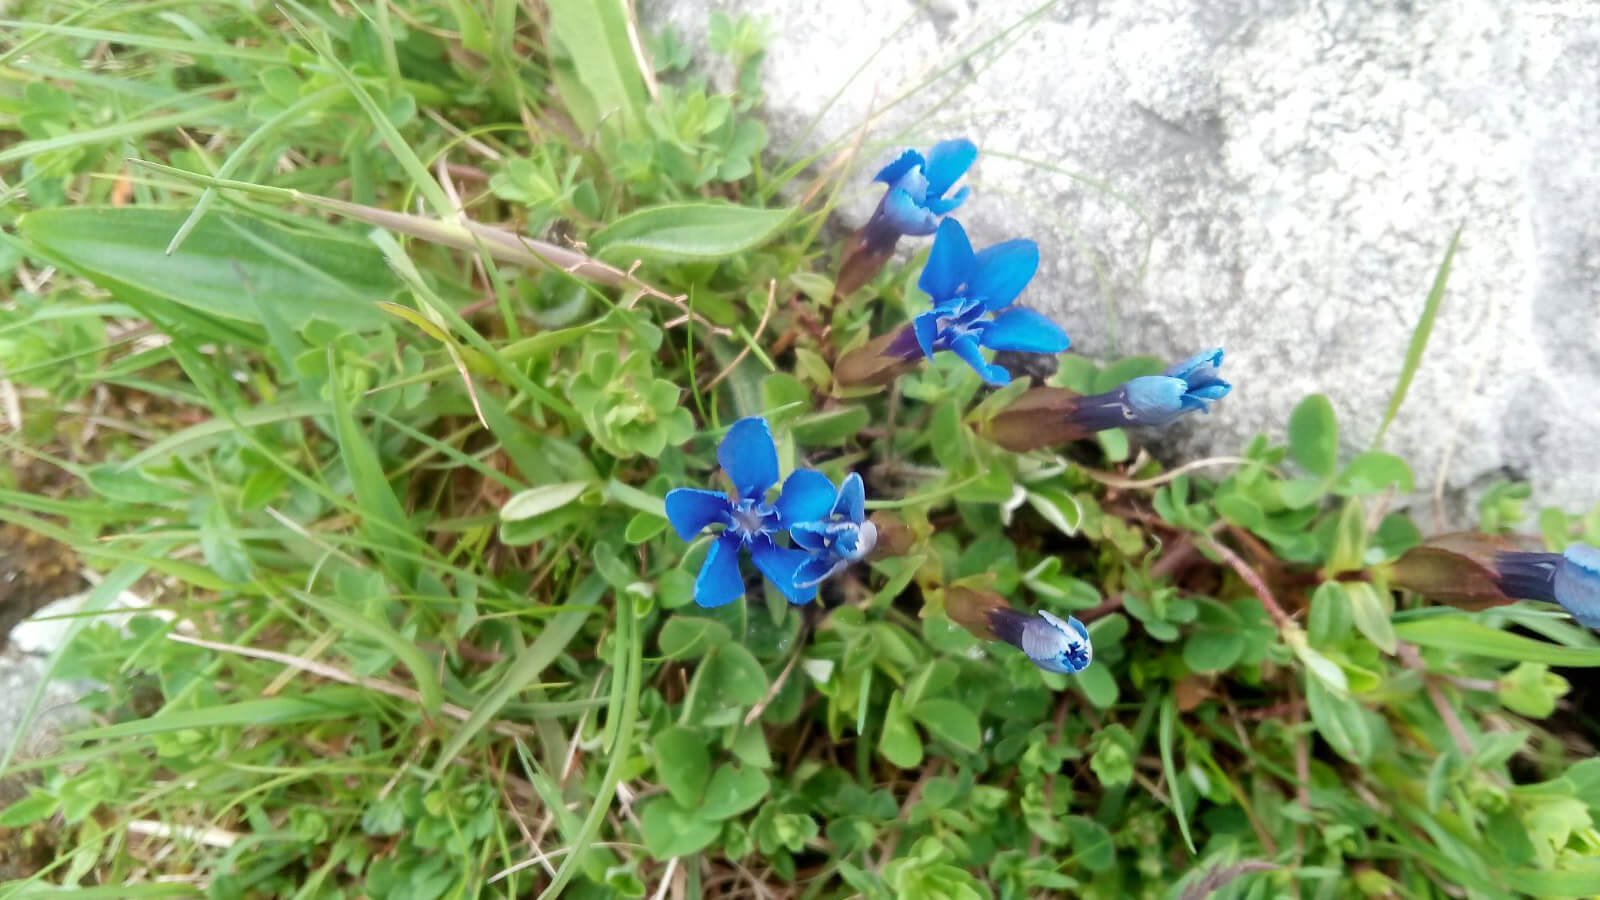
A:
[
  {"left": 665, "top": 418, "right": 873, "bottom": 608},
  {"left": 663, "top": 137, "right": 1242, "bottom": 676}
]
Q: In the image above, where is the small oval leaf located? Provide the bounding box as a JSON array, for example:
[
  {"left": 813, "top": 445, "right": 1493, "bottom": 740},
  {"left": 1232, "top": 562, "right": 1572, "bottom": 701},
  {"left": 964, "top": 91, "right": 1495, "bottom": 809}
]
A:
[
  {"left": 501, "top": 482, "right": 592, "bottom": 521},
  {"left": 589, "top": 202, "right": 792, "bottom": 263}
]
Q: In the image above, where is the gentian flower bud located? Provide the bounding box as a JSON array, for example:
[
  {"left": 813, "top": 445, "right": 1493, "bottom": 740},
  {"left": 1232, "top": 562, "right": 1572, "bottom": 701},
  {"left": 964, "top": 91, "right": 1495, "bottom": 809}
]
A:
[
  {"left": 836, "top": 139, "right": 976, "bottom": 297},
  {"left": 1392, "top": 537, "right": 1600, "bottom": 629},
  {"left": 1495, "top": 544, "right": 1600, "bottom": 628},
  {"left": 985, "top": 349, "right": 1230, "bottom": 451},
  {"left": 945, "top": 587, "right": 1093, "bottom": 675}
]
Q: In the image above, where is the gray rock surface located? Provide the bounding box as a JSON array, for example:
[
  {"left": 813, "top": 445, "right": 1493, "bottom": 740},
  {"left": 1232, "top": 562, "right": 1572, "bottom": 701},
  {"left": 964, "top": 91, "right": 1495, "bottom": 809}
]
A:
[
  {"left": 649, "top": 0, "right": 1600, "bottom": 521},
  {"left": 0, "top": 648, "right": 84, "bottom": 763}
]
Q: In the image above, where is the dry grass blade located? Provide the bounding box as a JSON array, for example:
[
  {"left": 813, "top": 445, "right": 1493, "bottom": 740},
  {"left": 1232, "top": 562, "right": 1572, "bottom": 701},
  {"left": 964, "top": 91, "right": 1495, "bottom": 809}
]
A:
[{"left": 165, "top": 633, "right": 532, "bottom": 738}]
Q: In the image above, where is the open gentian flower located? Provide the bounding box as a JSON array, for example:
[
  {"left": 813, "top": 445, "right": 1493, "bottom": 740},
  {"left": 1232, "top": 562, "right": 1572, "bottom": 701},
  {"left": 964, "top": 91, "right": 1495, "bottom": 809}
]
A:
[
  {"left": 985, "top": 348, "right": 1231, "bottom": 451},
  {"left": 865, "top": 139, "right": 976, "bottom": 246},
  {"left": 834, "top": 219, "right": 1071, "bottom": 388},
  {"left": 664, "top": 418, "right": 836, "bottom": 608},
  {"left": 836, "top": 139, "right": 976, "bottom": 297},
  {"left": 1495, "top": 544, "right": 1600, "bottom": 628},
  {"left": 790, "top": 473, "right": 878, "bottom": 590},
  {"left": 945, "top": 587, "right": 1093, "bottom": 676}
]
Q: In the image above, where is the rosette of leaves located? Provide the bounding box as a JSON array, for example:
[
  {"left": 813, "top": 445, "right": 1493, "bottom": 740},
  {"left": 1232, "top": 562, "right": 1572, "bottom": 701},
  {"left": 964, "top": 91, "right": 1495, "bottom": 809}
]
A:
[{"left": 568, "top": 337, "right": 693, "bottom": 459}]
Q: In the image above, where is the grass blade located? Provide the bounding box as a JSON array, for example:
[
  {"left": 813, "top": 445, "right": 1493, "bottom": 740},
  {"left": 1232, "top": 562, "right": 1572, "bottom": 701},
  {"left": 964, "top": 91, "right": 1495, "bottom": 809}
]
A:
[
  {"left": 429, "top": 575, "right": 602, "bottom": 776},
  {"left": 1159, "top": 693, "right": 1196, "bottom": 854},
  {"left": 1373, "top": 226, "right": 1461, "bottom": 447},
  {"left": 537, "top": 589, "right": 641, "bottom": 900}
]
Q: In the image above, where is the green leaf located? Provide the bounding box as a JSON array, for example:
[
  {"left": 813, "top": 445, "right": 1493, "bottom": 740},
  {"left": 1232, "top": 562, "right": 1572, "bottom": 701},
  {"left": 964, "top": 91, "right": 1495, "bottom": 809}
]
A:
[
  {"left": 1025, "top": 487, "right": 1082, "bottom": 536},
  {"left": 1075, "top": 664, "right": 1119, "bottom": 709},
  {"left": 1306, "top": 675, "right": 1373, "bottom": 763},
  {"left": 589, "top": 202, "right": 792, "bottom": 264},
  {"left": 1335, "top": 451, "right": 1414, "bottom": 496},
  {"left": 639, "top": 796, "right": 721, "bottom": 859},
  {"left": 910, "top": 698, "right": 981, "bottom": 753},
  {"left": 1394, "top": 616, "right": 1600, "bottom": 667},
  {"left": 1324, "top": 493, "right": 1376, "bottom": 570},
  {"left": 328, "top": 352, "right": 418, "bottom": 587},
  {"left": 654, "top": 725, "right": 712, "bottom": 805},
  {"left": 791, "top": 405, "right": 870, "bottom": 446},
  {"left": 700, "top": 764, "right": 770, "bottom": 820},
  {"left": 1159, "top": 695, "right": 1196, "bottom": 853},
  {"left": 1375, "top": 226, "right": 1459, "bottom": 446},
  {"left": 1345, "top": 581, "right": 1397, "bottom": 654},
  {"left": 879, "top": 690, "right": 924, "bottom": 769},
  {"left": 17, "top": 208, "right": 392, "bottom": 331},
  {"left": 624, "top": 513, "right": 667, "bottom": 544},
  {"left": 1307, "top": 581, "right": 1354, "bottom": 648},
  {"left": 1064, "top": 816, "right": 1116, "bottom": 873},
  {"left": 69, "top": 691, "right": 366, "bottom": 741},
  {"left": 501, "top": 482, "right": 593, "bottom": 521},
  {"left": 428, "top": 577, "right": 598, "bottom": 775},
  {"left": 1183, "top": 598, "right": 1245, "bottom": 673},
  {"left": 0, "top": 789, "right": 57, "bottom": 827},
  {"left": 658, "top": 616, "right": 731, "bottom": 659},
  {"left": 703, "top": 642, "right": 768, "bottom": 709},
  {"left": 545, "top": 0, "right": 648, "bottom": 136},
  {"left": 1288, "top": 394, "right": 1338, "bottom": 478},
  {"left": 1498, "top": 662, "right": 1570, "bottom": 718},
  {"left": 1507, "top": 863, "right": 1600, "bottom": 897}
]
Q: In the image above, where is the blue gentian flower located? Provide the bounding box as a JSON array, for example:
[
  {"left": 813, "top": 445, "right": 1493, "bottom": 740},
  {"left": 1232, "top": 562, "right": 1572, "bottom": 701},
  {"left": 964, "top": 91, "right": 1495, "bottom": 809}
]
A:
[
  {"left": 905, "top": 218, "right": 1070, "bottom": 386},
  {"left": 1495, "top": 543, "right": 1600, "bottom": 628},
  {"left": 859, "top": 139, "right": 977, "bottom": 252},
  {"left": 790, "top": 472, "right": 878, "bottom": 590},
  {"left": 945, "top": 587, "right": 1094, "bottom": 677},
  {"left": 995, "top": 609, "right": 1094, "bottom": 674},
  {"left": 1069, "top": 348, "right": 1231, "bottom": 431},
  {"left": 664, "top": 417, "right": 836, "bottom": 608}
]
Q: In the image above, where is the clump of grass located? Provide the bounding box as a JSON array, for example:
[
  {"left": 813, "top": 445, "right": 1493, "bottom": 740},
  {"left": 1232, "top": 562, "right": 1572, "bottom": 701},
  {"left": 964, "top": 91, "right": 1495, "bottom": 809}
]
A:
[{"left": 3, "top": 3, "right": 1600, "bottom": 899}]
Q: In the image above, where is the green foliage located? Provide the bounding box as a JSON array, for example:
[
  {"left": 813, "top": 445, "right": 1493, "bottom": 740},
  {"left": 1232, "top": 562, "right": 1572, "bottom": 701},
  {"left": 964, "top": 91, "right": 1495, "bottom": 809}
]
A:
[{"left": 3, "top": 2, "right": 1599, "bottom": 899}]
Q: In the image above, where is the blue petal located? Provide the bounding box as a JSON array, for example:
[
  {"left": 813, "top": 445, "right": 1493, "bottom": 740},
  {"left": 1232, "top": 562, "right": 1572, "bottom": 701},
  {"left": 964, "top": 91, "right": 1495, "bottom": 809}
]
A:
[
  {"left": 968, "top": 239, "right": 1039, "bottom": 311},
  {"left": 1189, "top": 382, "right": 1233, "bottom": 402},
  {"left": 880, "top": 187, "right": 939, "bottom": 236},
  {"left": 832, "top": 523, "right": 871, "bottom": 560},
  {"left": 664, "top": 488, "right": 731, "bottom": 542},
  {"left": 789, "top": 521, "right": 829, "bottom": 553},
  {"left": 873, "top": 148, "right": 924, "bottom": 186},
  {"left": 776, "top": 469, "right": 836, "bottom": 527},
  {"left": 925, "top": 185, "right": 969, "bottom": 216},
  {"left": 918, "top": 218, "right": 975, "bottom": 303},
  {"left": 1123, "top": 376, "right": 1187, "bottom": 425},
  {"left": 834, "top": 472, "right": 867, "bottom": 522},
  {"left": 979, "top": 307, "right": 1071, "bottom": 354},
  {"left": 1556, "top": 544, "right": 1600, "bottom": 628},
  {"left": 922, "top": 138, "right": 977, "bottom": 199},
  {"left": 750, "top": 536, "right": 818, "bottom": 605},
  {"left": 890, "top": 166, "right": 931, "bottom": 204},
  {"left": 913, "top": 311, "right": 940, "bottom": 359},
  {"left": 950, "top": 334, "right": 1011, "bottom": 386},
  {"left": 718, "top": 417, "right": 779, "bottom": 500},
  {"left": 794, "top": 555, "right": 843, "bottom": 590},
  {"left": 694, "top": 534, "right": 746, "bottom": 608},
  {"left": 1166, "top": 348, "right": 1224, "bottom": 384}
]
